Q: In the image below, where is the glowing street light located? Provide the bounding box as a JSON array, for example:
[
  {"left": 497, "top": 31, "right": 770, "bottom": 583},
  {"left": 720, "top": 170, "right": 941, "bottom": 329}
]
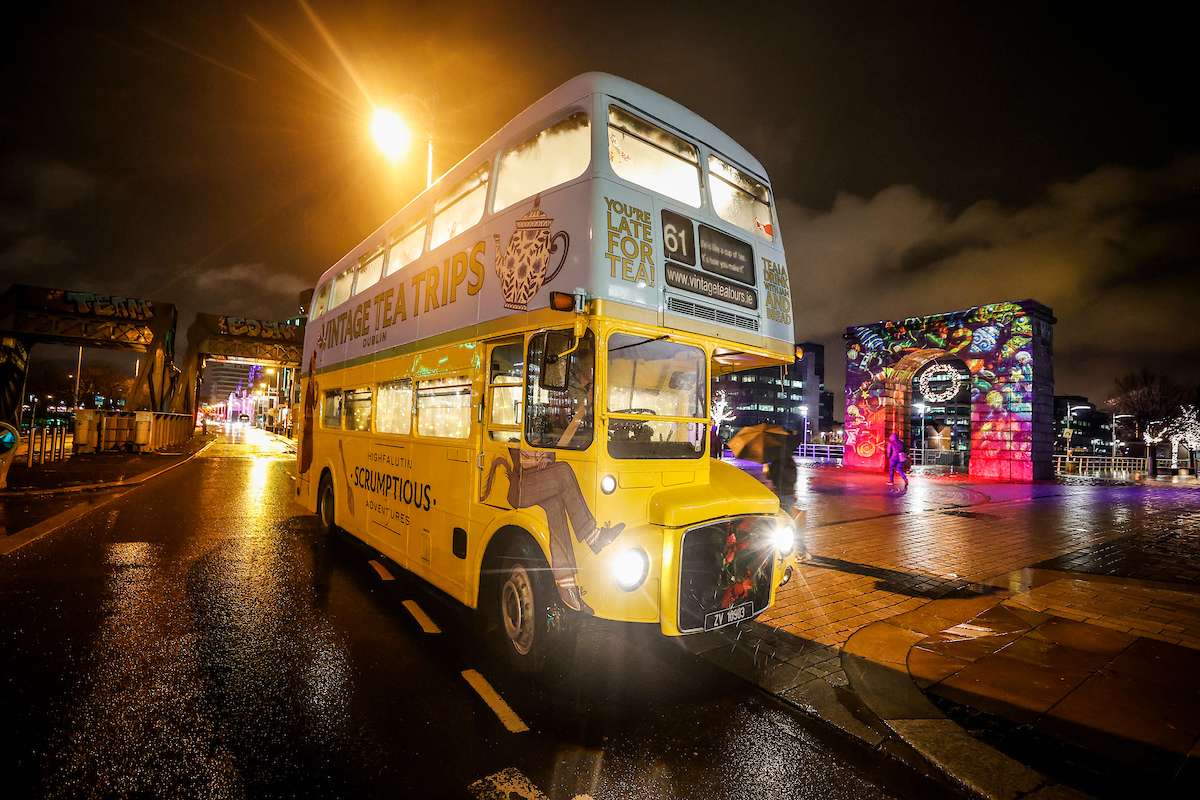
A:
[
  {"left": 371, "top": 108, "right": 412, "bottom": 163},
  {"left": 372, "top": 95, "right": 435, "bottom": 188}
]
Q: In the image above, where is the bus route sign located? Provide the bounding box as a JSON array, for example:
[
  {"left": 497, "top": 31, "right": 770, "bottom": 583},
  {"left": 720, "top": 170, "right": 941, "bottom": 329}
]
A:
[{"left": 698, "top": 225, "right": 755, "bottom": 286}]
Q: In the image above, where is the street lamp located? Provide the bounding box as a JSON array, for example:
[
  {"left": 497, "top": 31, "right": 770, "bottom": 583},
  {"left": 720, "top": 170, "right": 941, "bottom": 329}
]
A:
[
  {"left": 914, "top": 402, "right": 927, "bottom": 463},
  {"left": 1112, "top": 413, "right": 1133, "bottom": 470},
  {"left": 798, "top": 404, "right": 809, "bottom": 456},
  {"left": 1067, "top": 404, "right": 1090, "bottom": 469},
  {"left": 372, "top": 95, "right": 435, "bottom": 188}
]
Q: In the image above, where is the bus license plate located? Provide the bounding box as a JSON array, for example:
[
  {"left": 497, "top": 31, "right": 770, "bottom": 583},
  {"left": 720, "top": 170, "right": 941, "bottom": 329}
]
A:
[{"left": 704, "top": 601, "right": 754, "bottom": 631}]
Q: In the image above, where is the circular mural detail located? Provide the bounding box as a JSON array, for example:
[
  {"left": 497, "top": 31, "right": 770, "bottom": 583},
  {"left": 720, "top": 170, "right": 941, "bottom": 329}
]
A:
[{"left": 918, "top": 363, "right": 963, "bottom": 403}]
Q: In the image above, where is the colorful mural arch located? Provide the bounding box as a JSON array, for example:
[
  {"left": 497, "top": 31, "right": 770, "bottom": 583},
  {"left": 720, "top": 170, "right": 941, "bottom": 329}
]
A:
[{"left": 844, "top": 300, "right": 1056, "bottom": 481}]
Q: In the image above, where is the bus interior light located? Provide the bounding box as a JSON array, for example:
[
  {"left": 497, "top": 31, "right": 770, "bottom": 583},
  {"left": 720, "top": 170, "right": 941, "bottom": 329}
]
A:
[{"left": 613, "top": 548, "right": 649, "bottom": 591}]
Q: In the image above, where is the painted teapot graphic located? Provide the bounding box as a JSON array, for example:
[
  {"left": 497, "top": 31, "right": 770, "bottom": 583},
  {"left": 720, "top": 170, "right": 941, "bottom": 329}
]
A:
[{"left": 493, "top": 194, "right": 570, "bottom": 310}]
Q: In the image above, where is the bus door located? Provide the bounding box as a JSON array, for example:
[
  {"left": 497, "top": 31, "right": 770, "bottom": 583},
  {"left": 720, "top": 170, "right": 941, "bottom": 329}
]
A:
[{"left": 479, "top": 336, "right": 525, "bottom": 510}]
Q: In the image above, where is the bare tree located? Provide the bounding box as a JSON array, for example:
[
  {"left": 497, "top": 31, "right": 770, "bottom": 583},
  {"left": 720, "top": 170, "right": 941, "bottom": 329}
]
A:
[{"left": 1108, "top": 369, "right": 1190, "bottom": 476}]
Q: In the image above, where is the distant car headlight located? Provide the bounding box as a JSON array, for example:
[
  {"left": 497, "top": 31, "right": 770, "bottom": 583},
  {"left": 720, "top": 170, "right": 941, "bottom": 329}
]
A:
[
  {"left": 600, "top": 474, "right": 617, "bottom": 494},
  {"left": 774, "top": 522, "right": 796, "bottom": 556},
  {"left": 612, "top": 547, "right": 649, "bottom": 591}
]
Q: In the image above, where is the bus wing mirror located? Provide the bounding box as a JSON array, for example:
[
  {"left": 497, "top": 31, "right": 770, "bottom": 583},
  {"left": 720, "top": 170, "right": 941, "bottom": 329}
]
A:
[{"left": 540, "top": 330, "right": 573, "bottom": 391}]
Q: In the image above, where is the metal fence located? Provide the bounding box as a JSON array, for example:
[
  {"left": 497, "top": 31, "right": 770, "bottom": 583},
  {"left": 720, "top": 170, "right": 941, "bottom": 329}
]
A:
[
  {"left": 795, "top": 444, "right": 844, "bottom": 461},
  {"left": 909, "top": 448, "right": 968, "bottom": 467}
]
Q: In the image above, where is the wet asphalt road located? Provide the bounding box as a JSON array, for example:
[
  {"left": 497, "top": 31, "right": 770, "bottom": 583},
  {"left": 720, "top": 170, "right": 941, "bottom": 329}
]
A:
[{"left": 0, "top": 426, "right": 959, "bottom": 799}]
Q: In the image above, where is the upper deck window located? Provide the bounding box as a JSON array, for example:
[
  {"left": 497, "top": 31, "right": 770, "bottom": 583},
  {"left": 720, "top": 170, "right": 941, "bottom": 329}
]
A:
[
  {"left": 386, "top": 213, "right": 427, "bottom": 276},
  {"left": 310, "top": 282, "right": 331, "bottom": 321},
  {"left": 330, "top": 266, "right": 355, "bottom": 309},
  {"left": 709, "top": 155, "right": 773, "bottom": 241},
  {"left": 494, "top": 112, "right": 591, "bottom": 213},
  {"left": 607, "top": 105, "right": 701, "bottom": 208},
  {"left": 352, "top": 250, "right": 384, "bottom": 296},
  {"left": 430, "top": 165, "right": 489, "bottom": 250}
]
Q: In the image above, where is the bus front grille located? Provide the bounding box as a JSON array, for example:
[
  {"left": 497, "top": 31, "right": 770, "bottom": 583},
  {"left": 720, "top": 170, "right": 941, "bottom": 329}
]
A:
[
  {"left": 677, "top": 516, "right": 776, "bottom": 633},
  {"left": 666, "top": 297, "right": 760, "bottom": 332}
]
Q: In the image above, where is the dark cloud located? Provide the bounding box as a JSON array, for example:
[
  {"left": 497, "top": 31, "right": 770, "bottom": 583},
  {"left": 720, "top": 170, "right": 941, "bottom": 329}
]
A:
[{"left": 784, "top": 155, "right": 1200, "bottom": 412}]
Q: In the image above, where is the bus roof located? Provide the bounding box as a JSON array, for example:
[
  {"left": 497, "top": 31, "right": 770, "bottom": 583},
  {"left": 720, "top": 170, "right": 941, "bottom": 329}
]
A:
[{"left": 318, "top": 73, "right": 769, "bottom": 287}]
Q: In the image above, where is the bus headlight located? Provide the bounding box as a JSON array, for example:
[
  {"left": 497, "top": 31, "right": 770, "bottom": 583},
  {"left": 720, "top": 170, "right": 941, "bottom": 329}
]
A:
[
  {"left": 774, "top": 522, "right": 796, "bottom": 556},
  {"left": 600, "top": 474, "right": 617, "bottom": 494},
  {"left": 612, "top": 548, "right": 649, "bottom": 591}
]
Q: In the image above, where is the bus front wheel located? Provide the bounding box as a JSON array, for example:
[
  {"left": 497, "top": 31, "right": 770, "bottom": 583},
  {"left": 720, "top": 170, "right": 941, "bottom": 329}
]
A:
[
  {"left": 317, "top": 473, "right": 338, "bottom": 536},
  {"left": 491, "top": 540, "right": 568, "bottom": 674}
]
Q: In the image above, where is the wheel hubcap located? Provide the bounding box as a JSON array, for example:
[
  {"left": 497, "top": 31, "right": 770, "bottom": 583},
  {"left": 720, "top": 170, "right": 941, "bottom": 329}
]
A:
[{"left": 501, "top": 564, "right": 535, "bottom": 655}]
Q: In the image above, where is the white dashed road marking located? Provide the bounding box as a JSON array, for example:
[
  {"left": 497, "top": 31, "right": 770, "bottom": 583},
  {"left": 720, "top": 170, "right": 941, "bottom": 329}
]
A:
[
  {"left": 461, "top": 670, "right": 529, "bottom": 733},
  {"left": 402, "top": 599, "right": 441, "bottom": 633},
  {"left": 469, "top": 768, "right": 595, "bottom": 800},
  {"left": 368, "top": 560, "right": 394, "bottom": 580}
]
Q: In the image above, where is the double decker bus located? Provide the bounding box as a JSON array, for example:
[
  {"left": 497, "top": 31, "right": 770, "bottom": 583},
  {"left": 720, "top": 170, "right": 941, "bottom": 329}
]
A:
[{"left": 297, "top": 73, "right": 799, "bottom": 671}]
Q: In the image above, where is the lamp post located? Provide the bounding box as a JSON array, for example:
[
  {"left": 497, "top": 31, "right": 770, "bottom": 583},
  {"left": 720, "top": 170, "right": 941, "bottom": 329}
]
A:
[
  {"left": 1112, "top": 413, "right": 1133, "bottom": 471},
  {"left": 914, "top": 402, "right": 927, "bottom": 465},
  {"left": 1067, "top": 404, "right": 1090, "bottom": 470},
  {"left": 798, "top": 404, "right": 809, "bottom": 457}
]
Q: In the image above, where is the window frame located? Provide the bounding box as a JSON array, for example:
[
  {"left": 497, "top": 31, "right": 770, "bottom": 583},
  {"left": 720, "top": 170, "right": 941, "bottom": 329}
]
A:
[
  {"left": 493, "top": 109, "right": 592, "bottom": 214},
  {"left": 386, "top": 212, "right": 429, "bottom": 277},
  {"left": 430, "top": 164, "right": 491, "bottom": 250},
  {"left": 415, "top": 374, "right": 473, "bottom": 439},
  {"left": 605, "top": 103, "right": 703, "bottom": 209}
]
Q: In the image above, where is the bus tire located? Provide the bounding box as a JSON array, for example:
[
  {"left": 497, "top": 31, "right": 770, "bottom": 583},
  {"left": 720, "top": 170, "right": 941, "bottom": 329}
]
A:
[
  {"left": 490, "top": 539, "right": 566, "bottom": 674},
  {"left": 317, "top": 472, "right": 338, "bottom": 537}
]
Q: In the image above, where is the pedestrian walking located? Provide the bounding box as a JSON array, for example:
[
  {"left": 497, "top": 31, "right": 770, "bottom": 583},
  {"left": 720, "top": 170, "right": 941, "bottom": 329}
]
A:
[{"left": 886, "top": 432, "right": 909, "bottom": 488}]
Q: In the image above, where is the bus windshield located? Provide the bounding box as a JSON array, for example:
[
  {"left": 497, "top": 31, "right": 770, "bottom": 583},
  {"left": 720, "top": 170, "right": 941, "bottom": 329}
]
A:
[{"left": 606, "top": 333, "right": 706, "bottom": 459}]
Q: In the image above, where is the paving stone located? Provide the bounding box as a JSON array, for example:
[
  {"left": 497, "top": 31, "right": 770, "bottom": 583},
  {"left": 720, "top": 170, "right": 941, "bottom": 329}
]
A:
[
  {"left": 1036, "top": 670, "right": 1200, "bottom": 773},
  {"left": 931, "top": 651, "right": 1092, "bottom": 725},
  {"left": 841, "top": 622, "right": 927, "bottom": 665},
  {"left": 907, "top": 647, "right": 972, "bottom": 690}
]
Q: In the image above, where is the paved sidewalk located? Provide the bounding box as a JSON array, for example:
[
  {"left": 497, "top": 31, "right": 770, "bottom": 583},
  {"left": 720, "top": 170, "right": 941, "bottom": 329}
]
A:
[{"left": 693, "top": 461, "right": 1200, "bottom": 800}]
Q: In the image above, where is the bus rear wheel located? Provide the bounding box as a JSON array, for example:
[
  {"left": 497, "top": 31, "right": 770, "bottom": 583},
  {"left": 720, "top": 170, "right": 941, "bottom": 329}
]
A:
[
  {"left": 317, "top": 473, "right": 337, "bottom": 536},
  {"left": 490, "top": 540, "right": 569, "bottom": 674}
]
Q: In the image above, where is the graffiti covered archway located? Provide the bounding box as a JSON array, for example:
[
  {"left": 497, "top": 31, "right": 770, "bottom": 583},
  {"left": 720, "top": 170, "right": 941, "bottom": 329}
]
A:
[{"left": 843, "top": 300, "right": 1056, "bottom": 481}]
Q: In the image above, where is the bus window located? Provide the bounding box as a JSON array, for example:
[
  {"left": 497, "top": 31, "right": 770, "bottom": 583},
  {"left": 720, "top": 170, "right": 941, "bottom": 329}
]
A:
[
  {"left": 709, "top": 154, "right": 774, "bottom": 242},
  {"left": 607, "top": 105, "right": 701, "bottom": 208},
  {"left": 606, "top": 333, "right": 706, "bottom": 459},
  {"left": 344, "top": 388, "right": 372, "bottom": 431},
  {"left": 488, "top": 341, "right": 524, "bottom": 442},
  {"left": 310, "top": 282, "right": 331, "bottom": 321},
  {"left": 525, "top": 329, "right": 594, "bottom": 450},
  {"left": 330, "top": 267, "right": 355, "bottom": 308},
  {"left": 386, "top": 214, "right": 427, "bottom": 276},
  {"left": 376, "top": 379, "right": 413, "bottom": 434},
  {"left": 353, "top": 251, "right": 384, "bottom": 296},
  {"left": 323, "top": 390, "right": 343, "bottom": 428},
  {"left": 430, "top": 165, "right": 490, "bottom": 249},
  {"left": 494, "top": 112, "right": 591, "bottom": 213},
  {"left": 416, "top": 376, "right": 471, "bottom": 438}
]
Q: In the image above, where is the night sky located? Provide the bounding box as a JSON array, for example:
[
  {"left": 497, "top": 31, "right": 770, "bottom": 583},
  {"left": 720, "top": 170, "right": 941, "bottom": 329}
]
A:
[{"left": 3, "top": 1, "right": 1197, "bottom": 412}]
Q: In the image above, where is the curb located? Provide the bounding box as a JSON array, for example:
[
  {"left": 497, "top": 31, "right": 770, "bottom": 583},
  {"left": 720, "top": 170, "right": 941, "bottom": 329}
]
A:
[
  {"left": 698, "top": 596, "right": 1096, "bottom": 800},
  {"left": 2, "top": 438, "right": 218, "bottom": 498},
  {"left": 0, "top": 438, "right": 217, "bottom": 555}
]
